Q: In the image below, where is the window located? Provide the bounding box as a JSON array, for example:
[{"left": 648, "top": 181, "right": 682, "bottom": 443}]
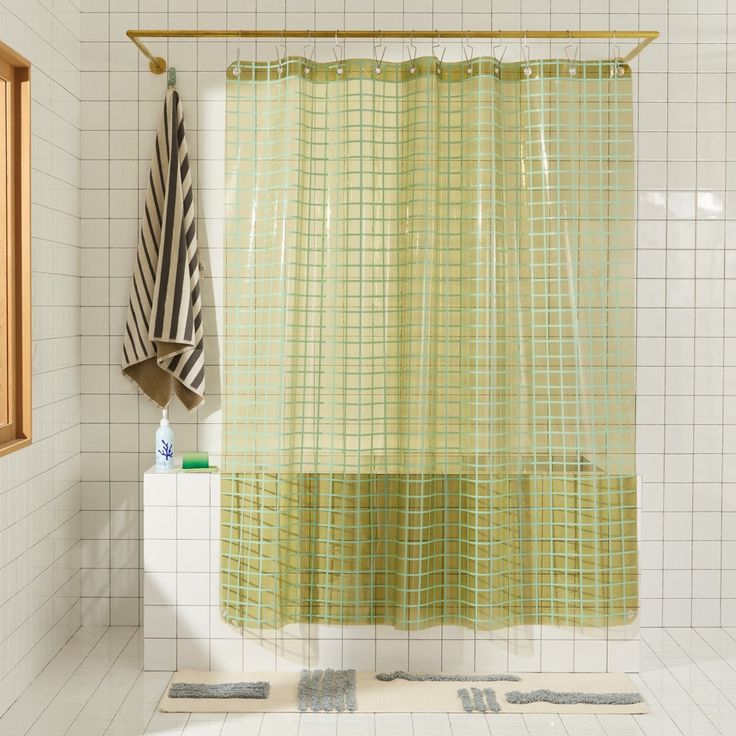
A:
[{"left": 0, "top": 41, "right": 30, "bottom": 456}]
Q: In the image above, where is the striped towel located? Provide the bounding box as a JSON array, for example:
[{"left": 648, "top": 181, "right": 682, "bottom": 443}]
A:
[{"left": 122, "top": 89, "right": 204, "bottom": 410}]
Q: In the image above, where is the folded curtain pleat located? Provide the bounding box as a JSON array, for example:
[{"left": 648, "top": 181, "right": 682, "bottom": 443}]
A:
[{"left": 122, "top": 88, "right": 205, "bottom": 410}]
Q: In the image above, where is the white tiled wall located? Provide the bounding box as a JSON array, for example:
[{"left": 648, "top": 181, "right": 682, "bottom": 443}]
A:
[
  {"left": 143, "top": 469, "right": 640, "bottom": 673},
  {"left": 80, "top": 0, "right": 736, "bottom": 633},
  {"left": 0, "top": 0, "right": 81, "bottom": 718}
]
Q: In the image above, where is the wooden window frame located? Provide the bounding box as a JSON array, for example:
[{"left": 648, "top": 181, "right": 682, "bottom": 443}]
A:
[{"left": 0, "top": 41, "right": 30, "bottom": 457}]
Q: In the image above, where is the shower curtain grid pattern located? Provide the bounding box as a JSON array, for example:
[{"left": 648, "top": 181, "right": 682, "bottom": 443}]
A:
[{"left": 220, "top": 57, "right": 637, "bottom": 631}]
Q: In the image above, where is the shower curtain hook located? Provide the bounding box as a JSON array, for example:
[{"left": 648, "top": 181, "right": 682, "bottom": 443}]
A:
[
  {"left": 463, "top": 30, "right": 474, "bottom": 75},
  {"left": 433, "top": 30, "right": 445, "bottom": 75},
  {"left": 565, "top": 30, "right": 579, "bottom": 76},
  {"left": 522, "top": 32, "right": 532, "bottom": 77},
  {"left": 407, "top": 30, "right": 418, "bottom": 74},
  {"left": 232, "top": 29, "right": 242, "bottom": 78},
  {"left": 611, "top": 32, "right": 624, "bottom": 77},
  {"left": 333, "top": 30, "right": 345, "bottom": 76},
  {"left": 276, "top": 29, "right": 287, "bottom": 75},
  {"left": 493, "top": 31, "right": 506, "bottom": 76},
  {"left": 373, "top": 30, "right": 386, "bottom": 74},
  {"left": 303, "top": 30, "right": 316, "bottom": 75}
]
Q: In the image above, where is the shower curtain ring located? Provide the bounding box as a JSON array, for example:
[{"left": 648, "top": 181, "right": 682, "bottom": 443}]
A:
[
  {"left": 303, "top": 30, "right": 316, "bottom": 74},
  {"left": 373, "top": 30, "right": 386, "bottom": 74},
  {"left": 463, "top": 30, "right": 474, "bottom": 75},
  {"left": 493, "top": 31, "right": 506, "bottom": 76},
  {"left": 565, "top": 30, "right": 579, "bottom": 76},
  {"left": 522, "top": 32, "right": 532, "bottom": 77},
  {"left": 334, "top": 30, "right": 345, "bottom": 75},
  {"left": 276, "top": 30, "right": 287, "bottom": 75},
  {"left": 232, "top": 29, "right": 242, "bottom": 78},
  {"left": 611, "top": 32, "right": 624, "bottom": 77},
  {"left": 433, "top": 31, "right": 445, "bottom": 75},
  {"left": 407, "top": 30, "right": 418, "bottom": 74}
]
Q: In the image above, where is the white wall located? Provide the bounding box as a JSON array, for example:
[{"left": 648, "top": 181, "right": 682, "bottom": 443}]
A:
[
  {"left": 0, "top": 0, "right": 81, "bottom": 717},
  {"left": 80, "top": 0, "right": 734, "bottom": 631}
]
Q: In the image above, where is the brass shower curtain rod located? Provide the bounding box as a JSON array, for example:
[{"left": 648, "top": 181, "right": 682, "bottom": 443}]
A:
[{"left": 126, "top": 29, "right": 659, "bottom": 75}]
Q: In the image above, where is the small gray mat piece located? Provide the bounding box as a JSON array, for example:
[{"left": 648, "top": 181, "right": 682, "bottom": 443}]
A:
[
  {"left": 322, "top": 669, "right": 335, "bottom": 712},
  {"left": 484, "top": 688, "right": 500, "bottom": 713},
  {"left": 377, "top": 671, "right": 520, "bottom": 682},
  {"left": 335, "top": 669, "right": 357, "bottom": 712},
  {"left": 457, "top": 688, "right": 474, "bottom": 712},
  {"left": 471, "top": 688, "right": 486, "bottom": 712},
  {"left": 345, "top": 670, "right": 357, "bottom": 712},
  {"left": 505, "top": 689, "right": 643, "bottom": 706},
  {"left": 458, "top": 687, "right": 501, "bottom": 713},
  {"left": 298, "top": 670, "right": 312, "bottom": 712},
  {"left": 298, "top": 669, "right": 357, "bottom": 712},
  {"left": 311, "top": 670, "right": 321, "bottom": 712},
  {"left": 168, "top": 682, "right": 270, "bottom": 699}
]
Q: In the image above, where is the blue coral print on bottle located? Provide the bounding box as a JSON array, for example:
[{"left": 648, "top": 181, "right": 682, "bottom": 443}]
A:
[{"left": 156, "top": 407, "right": 174, "bottom": 469}]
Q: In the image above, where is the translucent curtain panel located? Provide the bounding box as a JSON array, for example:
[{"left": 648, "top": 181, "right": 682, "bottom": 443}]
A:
[{"left": 221, "top": 57, "right": 637, "bottom": 631}]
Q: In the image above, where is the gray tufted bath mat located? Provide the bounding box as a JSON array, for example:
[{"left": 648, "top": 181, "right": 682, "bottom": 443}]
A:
[{"left": 159, "top": 669, "right": 647, "bottom": 714}]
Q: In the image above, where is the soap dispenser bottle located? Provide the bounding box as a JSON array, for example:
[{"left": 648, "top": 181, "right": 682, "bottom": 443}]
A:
[{"left": 156, "top": 407, "right": 174, "bottom": 469}]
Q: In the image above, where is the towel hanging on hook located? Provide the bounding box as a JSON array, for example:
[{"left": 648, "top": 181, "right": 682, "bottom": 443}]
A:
[{"left": 121, "top": 86, "right": 205, "bottom": 411}]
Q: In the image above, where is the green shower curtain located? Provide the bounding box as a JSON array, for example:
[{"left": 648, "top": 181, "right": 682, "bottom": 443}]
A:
[{"left": 221, "top": 56, "right": 637, "bottom": 631}]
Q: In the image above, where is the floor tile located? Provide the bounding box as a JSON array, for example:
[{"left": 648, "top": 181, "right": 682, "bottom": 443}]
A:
[{"left": 5, "top": 627, "right": 736, "bottom": 735}]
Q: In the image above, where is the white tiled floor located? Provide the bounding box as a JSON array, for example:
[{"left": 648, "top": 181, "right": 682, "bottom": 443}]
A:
[{"left": 1, "top": 627, "right": 735, "bottom": 736}]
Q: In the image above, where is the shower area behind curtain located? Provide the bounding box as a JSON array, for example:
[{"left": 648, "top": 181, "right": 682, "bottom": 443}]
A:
[{"left": 220, "top": 56, "right": 637, "bottom": 632}]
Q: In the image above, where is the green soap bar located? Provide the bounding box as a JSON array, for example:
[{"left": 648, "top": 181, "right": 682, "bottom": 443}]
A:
[{"left": 182, "top": 451, "right": 209, "bottom": 469}]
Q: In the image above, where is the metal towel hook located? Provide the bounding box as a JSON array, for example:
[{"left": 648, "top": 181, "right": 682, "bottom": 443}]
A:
[
  {"left": 373, "top": 30, "right": 386, "bottom": 74},
  {"left": 407, "top": 30, "right": 418, "bottom": 74},
  {"left": 333, "top": 30, "right": 345, "bottom": 76}
]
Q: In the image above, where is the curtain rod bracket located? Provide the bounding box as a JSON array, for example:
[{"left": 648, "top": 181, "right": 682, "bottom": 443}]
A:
[{"left": 151, "top": 57, "right": 167, "bottom": 74}]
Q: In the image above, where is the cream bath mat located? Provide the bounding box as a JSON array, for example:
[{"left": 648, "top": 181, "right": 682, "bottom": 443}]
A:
[{"left": 159, "top": 669, "right": 647, "bottom": 715}]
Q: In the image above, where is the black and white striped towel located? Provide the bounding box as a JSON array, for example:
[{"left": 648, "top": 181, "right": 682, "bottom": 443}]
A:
[{"left": 122, "top": 89, "right": 204, "bottom": 410}]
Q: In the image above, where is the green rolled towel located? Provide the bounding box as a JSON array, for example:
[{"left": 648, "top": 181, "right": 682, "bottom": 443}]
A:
[{"left": 182, "top": 451, "right": 209, "bottom": 469}]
